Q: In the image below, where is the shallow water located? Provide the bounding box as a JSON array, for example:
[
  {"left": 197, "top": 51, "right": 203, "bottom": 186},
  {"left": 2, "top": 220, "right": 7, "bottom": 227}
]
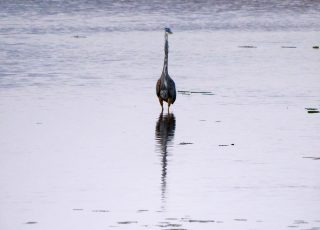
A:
[{"left": 1, "top": 1, "right": 320, "bottom": 230}]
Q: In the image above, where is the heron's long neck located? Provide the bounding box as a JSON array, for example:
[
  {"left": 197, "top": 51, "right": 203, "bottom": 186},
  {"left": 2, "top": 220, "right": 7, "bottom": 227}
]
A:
[{"left": 162, "top": 34, "right": 169, "bottom": 75}]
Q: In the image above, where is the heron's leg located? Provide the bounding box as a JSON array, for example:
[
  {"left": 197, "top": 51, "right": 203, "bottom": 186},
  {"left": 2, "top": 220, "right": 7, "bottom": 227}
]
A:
[
  {"left": 167, "top": 98, "right": 171, "bottom": 113},
  {"left": 159, "top": 98, "right": 163, "bottom": 111}
]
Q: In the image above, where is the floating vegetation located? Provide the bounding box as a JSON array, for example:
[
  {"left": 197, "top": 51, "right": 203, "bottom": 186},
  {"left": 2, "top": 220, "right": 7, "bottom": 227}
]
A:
[
  {"left": 137, "top": 209, "right": 148, "bottom": 212},
  {"left": 238, "top": 45, "right": 257, "bottom": 48},
  {"left": 234, "top": 218, "right": 248, "bottom": 221},
  {"left": 158, "top": 223, "right": 182, "bottom": 228},
  {"left": 179, "top": 142, "right": 193, "bottom": 145},
  {"left": 188, "top": 219, "right": 215, "bottom": 223},
  {"left": 178, "top": 90, "right": 214, "bottom": 96},
  {"left": 25, "top": 221, "right": 37, "bottom": 224},
  {"left": 92, "top": 209, "right": 109, "bottom": 212},
  {"left": 73, "top": 35, "right": 87, "bottom": 38},
  {"left": 305, "top": 108, "right": 319, "bottom": 113},
  {"left": 117, "top": 221, "right": 138, "bottom": 224},
  {"left": 72, "top": 208, "right": 83, "bottom": 211},
  {"left": 293, "top": 220, "right": 308, "bottom": 224},
  {"left": 162, "top": 228, "right": 187, "bottom": 230},
  {"left": 303, "top": 156, "right": 320, "bottom": 160},
  {"left": 190, "top": 91, "right": 214, "bottom": 95},
  {"left": 219, "top": 144, "right": 229, "bottom": 147},
  {"left": 281, "top": 46, "right": 297, "bottom": 48},
  {"left": 177, "top": 90, "right": 191, "bottom": 95}
]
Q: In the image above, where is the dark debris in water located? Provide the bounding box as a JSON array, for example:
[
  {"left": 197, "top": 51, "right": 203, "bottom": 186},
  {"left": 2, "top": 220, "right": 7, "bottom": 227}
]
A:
[
  {"left": 137, "top": 209, "right": 149, "bottom": 212},
  {"left": 25, "top": 221, "right": 38, "bottom": 224},
  {"left": 238, "top": 45, "right": 257, "bottom": 48},
  {"left": 177, "top": 90, "right": 191, "bottom": 95},
  {"left": 92, "top": 209, "right": 109, "bottom": 213},
  {"left": 313, "top": 46, "right": 319, "bottom": 49},
  {"left": 305, "top": 108, "right": 319, "bottom": 113},
  {"left": 163, "top": 228, "right": 187, "bottom": 230},
  {"left": 219, "top": 144, "right": 235, "bottom": 147},
  {"left": 303, "top": 156, "right": 320, "bottom": 160},
  {"left": 178, "top": 90, "right": 214, "bottom": 96},
  {"left": 179, "top": 142, "right": 193, "bottom": 145},
  {"left": 234, "top": 218, "right": 248, "bottom": 222},
  {"left": 190, "top": 91, "right": 214, "bottom": 95},
  {"left": 294, "top": 220, "right": 308, "bottom": 224},
  {"left": 72, "top": 208, "right": 83, "bottom": 211},
  {"left": 158, "top": 223, "right": 182, "bottom": 228},
  {"left": 117, "top": 221, "right": 138, "bottom": 224},
  {"left": 188, "top": 219, "right": 215, "bottom": 223},
  {"left": 281, "top": 46, "right": 297, "bottom": 48},
  {"left": 162, "top": 228, "right": 187, "bottom": 230},
  {"left": 73, "top": 35, "right": 87, "bottom": 38}
]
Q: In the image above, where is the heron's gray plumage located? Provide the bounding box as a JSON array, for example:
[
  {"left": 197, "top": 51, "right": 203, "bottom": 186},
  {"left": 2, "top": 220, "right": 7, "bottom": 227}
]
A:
[{"left": 156, "top": 28, "right": 176, "bottom": 111}]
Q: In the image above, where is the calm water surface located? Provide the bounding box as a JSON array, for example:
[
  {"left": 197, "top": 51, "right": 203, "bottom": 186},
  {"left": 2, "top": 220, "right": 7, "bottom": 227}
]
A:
[{"left": 1, "top": 1, "right": 320, "bottom": 230}]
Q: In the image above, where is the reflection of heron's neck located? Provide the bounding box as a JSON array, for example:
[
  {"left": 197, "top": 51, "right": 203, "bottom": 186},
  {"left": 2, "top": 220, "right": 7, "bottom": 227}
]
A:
[{"left": 162, "top": 33, "right": 169, "bottom": 75}]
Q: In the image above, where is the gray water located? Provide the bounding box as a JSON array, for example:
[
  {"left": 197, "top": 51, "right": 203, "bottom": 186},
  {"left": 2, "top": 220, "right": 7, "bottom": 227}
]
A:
[{"left": 1, "top": 1, "right": 320, "bottom": 230}]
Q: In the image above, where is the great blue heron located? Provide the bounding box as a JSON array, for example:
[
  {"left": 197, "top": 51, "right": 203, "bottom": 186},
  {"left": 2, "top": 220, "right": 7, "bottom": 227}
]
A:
[{"left": 156, "top": 28, "right": 176, "bottom": 112}]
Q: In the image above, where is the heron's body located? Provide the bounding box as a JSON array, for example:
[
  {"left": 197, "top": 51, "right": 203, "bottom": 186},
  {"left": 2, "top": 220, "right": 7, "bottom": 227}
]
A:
[{"left": 156, "top": 28, "right": 176, "bottom": 112}]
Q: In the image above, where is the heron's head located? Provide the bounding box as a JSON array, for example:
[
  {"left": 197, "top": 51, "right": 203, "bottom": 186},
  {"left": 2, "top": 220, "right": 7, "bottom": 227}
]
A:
[{"left": 165, "top": 27, "right": 173, "bottom": 35}]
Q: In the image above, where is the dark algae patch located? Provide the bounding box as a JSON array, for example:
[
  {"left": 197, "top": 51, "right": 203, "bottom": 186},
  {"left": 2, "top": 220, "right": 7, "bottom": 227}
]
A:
[
  {"left": 305, "top": 108, "right": 319, "bottom": 113},
  {"left": 234, "top": 218, "right": 248, "bottom": 221},
  {"left": 179, "top": 142, "right": 193, "bottom": 145},
  {"left": 293, "top": 220, "right": 308, "bottom": 224},
  {"left": 188, "top": 219, "right": 215, "bottom": 223},
  {"left": 117, "top": 221, "right": 138, "bottom": 224},
  {"left": 92, "top": 209, "right": 109, "bottom": 212},
  {"left": 158, "top": 223, "right": 183, "bottom": 228},
  {"left": 303, "top": 156, "right": 320, "bottom": 160},
  {"left": 178, "top": 90, "right": 214, "bottom": 96},
  {"left": 238, "top": 45, "right": 257, "bottom": 48},
  {"left": 25, "top": 221, "right": 37, "bottom": 224},
  {"left": 137, "top": 209, "right": 148, "bottom": 212}
]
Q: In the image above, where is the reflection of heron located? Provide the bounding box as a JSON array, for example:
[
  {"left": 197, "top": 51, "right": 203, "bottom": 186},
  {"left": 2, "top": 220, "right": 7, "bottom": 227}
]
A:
[
  {"left": 156, "top": 28, "right": 176, "bottom": 112},
  {"left": 155, "top": 112, "right": 176, "bottom": 203}
]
